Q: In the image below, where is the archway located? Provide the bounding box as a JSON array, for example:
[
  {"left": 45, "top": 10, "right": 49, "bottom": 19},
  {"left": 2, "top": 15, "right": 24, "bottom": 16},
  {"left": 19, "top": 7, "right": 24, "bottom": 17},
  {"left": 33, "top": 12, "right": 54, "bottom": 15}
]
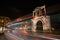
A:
[{"left": 36, "top": 21, "right": 43, "bottom": 32}]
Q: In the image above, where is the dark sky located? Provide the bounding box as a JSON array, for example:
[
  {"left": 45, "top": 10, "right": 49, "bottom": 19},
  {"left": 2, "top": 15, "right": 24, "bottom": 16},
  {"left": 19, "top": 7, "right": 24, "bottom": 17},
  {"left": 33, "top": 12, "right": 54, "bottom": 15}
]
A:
[{"left": 0, "top": 0, "right": 60, "bottom": 20}]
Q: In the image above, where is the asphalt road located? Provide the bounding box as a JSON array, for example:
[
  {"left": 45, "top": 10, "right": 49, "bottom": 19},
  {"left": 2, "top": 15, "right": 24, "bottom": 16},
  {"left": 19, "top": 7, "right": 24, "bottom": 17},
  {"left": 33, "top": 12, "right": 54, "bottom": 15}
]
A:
[
  {"left": 4, "top": 30, "right": 60, "bottom": 40},
  {"left": 2, "top": 30, "right": 60, "bottom": 40},
  {"left": 0, "top": 34, "right": 7, "bottom": 40}
]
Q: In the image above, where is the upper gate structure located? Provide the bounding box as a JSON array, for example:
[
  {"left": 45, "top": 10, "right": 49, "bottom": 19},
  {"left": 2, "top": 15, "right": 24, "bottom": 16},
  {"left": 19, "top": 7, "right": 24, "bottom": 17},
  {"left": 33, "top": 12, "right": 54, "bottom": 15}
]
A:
[{"left": 31, "top": 5, "right": 51, "bottom": 32}]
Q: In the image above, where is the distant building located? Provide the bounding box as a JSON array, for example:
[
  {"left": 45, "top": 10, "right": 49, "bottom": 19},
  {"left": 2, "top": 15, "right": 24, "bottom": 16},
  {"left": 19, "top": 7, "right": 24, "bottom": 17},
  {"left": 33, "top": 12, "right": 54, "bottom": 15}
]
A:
[{"left": 0, "top": 16, "right": 11, "bottom": 33}]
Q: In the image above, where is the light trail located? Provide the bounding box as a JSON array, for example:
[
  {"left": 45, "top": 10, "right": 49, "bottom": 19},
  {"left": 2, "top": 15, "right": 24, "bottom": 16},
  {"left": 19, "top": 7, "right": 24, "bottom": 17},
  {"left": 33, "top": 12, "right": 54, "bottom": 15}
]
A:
[{"left": 5, "top": 32, "right": 24, "bottom": 40}]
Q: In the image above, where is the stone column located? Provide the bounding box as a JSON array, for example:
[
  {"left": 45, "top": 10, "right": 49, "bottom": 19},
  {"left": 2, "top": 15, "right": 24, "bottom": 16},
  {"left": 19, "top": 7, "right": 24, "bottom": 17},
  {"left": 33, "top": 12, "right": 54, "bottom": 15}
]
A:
[
  {"left": 31, "top": 19, "right": 37, "bottom": 32},
  {"left": 43, "top": 16, "right": 51, "bottom": 32}
]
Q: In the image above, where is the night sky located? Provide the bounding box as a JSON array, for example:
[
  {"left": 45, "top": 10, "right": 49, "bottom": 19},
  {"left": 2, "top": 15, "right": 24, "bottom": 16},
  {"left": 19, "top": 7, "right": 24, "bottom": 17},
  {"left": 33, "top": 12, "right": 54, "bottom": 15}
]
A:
[{"left": 0, "top": 0, "right": 60, "bottom": 20}]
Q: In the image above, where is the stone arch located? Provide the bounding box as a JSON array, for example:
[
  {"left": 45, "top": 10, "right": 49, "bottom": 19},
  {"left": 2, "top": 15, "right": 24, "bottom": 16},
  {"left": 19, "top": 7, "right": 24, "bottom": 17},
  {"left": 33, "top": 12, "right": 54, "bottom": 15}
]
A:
[
  {"left": 31, "top": 16, "right": 51, "bottom": 32},
  {"left": 36, "top": 20, "right": 43, "bottom": 32}
]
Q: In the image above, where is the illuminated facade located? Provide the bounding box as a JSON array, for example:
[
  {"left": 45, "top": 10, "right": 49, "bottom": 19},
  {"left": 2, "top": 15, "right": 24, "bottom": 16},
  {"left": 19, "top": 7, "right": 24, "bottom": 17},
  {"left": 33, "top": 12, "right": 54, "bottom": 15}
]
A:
[{"left": 31, "top": 5, "right": 51, "bottom": 32}]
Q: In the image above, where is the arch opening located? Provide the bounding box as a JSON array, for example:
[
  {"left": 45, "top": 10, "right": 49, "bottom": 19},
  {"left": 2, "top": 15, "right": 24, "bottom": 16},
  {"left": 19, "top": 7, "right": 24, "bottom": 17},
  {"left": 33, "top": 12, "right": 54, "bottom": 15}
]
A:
[{"left": 36, "top": 21, "right": 43, "bottom": 32}]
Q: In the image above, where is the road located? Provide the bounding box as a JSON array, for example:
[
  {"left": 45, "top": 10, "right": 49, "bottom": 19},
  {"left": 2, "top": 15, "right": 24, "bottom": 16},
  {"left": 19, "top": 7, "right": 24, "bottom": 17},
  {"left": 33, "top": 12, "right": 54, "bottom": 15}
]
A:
[
  {"left": 4, "top": 29, "right": 60, "bottom": 40},
  {"left": 4, "top": 30, "right": 50, "bottom": 40},
  {"left": 0, "top": 34, "right": 7, "bottom": 40}
]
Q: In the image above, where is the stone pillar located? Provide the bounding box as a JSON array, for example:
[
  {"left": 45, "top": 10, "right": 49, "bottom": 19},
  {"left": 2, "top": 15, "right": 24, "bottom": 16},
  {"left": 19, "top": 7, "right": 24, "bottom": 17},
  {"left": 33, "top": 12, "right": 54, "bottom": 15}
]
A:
[
  {"left": 31, "top": 19, "right": 37, "bottom": 32},
  {"left": 43, "top": 16, "right": 51, "bottom": 32}
]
